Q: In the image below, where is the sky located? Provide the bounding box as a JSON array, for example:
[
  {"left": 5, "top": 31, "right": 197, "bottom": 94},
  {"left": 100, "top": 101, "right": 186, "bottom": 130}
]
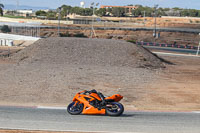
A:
[{"left": 1, "top": 0, "right": 200, "bottom": 9}]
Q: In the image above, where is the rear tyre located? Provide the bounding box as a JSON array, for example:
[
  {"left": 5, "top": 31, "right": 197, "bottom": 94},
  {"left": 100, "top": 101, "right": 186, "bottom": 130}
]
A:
[
  {"left": 67, "top": 102, "right": 84, "bottom": 115},
  {"left": 105, "top": 102, "right": 124, "bottom": 116}
]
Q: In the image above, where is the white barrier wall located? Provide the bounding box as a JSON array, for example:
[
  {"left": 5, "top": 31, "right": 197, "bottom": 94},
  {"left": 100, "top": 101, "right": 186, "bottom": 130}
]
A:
[
  {"left": 0, "top": 33, "right": 40, "bottom": 41},
  {"left": 0, "top": 17, "right": 74, "bottom": 25},
  {"left": 0, "top": 33, "right": 40, "bottom": 47},
  {"left": 0, "top": 39, "right": 13, "bottom": 46}
]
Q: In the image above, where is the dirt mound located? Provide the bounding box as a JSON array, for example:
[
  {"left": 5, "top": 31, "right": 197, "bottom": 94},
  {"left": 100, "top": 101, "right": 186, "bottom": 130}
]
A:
[
  {"left": 0, "top": 38, "right": 164, "bottom": 107},
  {"left": 11, "top": 37, "right": 164, "bottom": 68}
]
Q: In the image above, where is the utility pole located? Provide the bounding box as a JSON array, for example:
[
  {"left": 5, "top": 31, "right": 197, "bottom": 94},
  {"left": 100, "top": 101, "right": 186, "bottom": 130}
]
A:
[
  {"left": 58, "top": 7, "right": 61, "bottom": 37},
  {"left": 143, "top": 11, "right": 146, "bottom": 27},
  {"left": 196, "top": 33, "right": 200, "bottom": 56},
  {"left": 16, "top": 0, "right": 19, "bottom": 10},
  {"left": 153, "top": 4, "right": 158, "bottom": 38},
  {"left": 90, "top": 2, "right": 99, "bottom": 38}
]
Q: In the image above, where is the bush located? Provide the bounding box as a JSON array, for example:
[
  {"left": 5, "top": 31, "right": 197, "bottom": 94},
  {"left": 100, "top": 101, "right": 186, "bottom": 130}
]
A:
[
  {"left": 60, "top": 32, "right": 71, "bottom": 37},
  {"left": 127, "top": 40, "right": 136, "bottom": 44},
  {"left": 1, "top": 25, "right": 11, "bottom": 33},
  {"left": 73, "top": 33, "right": 87, "bottom": 38},
  {"left": 60, "top": 32, "right": 88, "bottom": 38}
]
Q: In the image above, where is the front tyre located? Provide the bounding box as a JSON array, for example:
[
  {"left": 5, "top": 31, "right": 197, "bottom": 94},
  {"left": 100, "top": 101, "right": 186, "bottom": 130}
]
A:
[
  {"left": 106, "top": 102, "right": 124, "bottom": 116},
  {"left": 67, "top": 102, "right": 84, "bottom": 115}
]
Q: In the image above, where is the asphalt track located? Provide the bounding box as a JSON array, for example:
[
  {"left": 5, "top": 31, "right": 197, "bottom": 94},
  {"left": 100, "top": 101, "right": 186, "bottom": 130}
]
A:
[
  {"left": 0, "top": 106, "right": 200, "bottom": 133},
  {"left": 144, "top": 46, "right": 198, "bottom": 55}
]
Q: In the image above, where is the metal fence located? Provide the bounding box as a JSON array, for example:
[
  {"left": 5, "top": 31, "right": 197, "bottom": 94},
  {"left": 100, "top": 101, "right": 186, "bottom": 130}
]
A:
[
  {"left": 0, "top": 21, "right": 41, "bottom": 37},
  {"left": 10, "top": 26, "right": 41, "bottom": 37}
]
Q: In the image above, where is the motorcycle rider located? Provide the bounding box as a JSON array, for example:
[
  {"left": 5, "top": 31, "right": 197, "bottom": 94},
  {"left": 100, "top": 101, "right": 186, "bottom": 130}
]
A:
[{"left": 86, "top": 89, "right": 106, "bottom": 105}]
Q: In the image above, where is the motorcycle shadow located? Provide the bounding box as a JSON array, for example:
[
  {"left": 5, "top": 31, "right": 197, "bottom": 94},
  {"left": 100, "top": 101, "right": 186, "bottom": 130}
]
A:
[{"left": 120, "top": 114, "right": 135, "bottom": 117}]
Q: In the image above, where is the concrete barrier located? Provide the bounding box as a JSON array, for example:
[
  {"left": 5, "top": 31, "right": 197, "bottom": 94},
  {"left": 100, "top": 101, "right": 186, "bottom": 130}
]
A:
[{"left": 0, "top": 39, "right": 13, "bottom": 46}]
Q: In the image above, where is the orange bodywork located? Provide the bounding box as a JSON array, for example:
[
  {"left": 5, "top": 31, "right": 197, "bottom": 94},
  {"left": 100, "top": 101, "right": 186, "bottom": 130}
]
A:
[
  {"left": 72, "top": 90, "right": 123, "bottom": 115},
  {"left": 105, "top": 94, "right": 123, "bottom": 102}
]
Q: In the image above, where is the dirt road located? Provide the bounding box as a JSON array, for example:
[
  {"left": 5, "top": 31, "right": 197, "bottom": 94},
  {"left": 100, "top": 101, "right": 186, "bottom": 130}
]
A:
[{"left": 138, "top": 55, "right": 200, "bottom": 111}]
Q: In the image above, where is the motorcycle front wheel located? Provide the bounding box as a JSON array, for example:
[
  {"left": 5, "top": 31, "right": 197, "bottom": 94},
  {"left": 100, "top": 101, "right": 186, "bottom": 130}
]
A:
[
  {"left": 105, "top": 102, "right": 124, "bottom": 116},
  {"left": 67, "top": 102, "right": 84, "bottom": 115}
]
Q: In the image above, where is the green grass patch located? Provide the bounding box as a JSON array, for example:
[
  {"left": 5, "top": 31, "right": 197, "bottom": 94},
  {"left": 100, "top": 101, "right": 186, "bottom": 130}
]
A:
[
  {"left": 127, "top": 40, "right": 136, "bottom": 44},
  {"left": 3, "top": 15, "right": 26, "bottom": 19},
  {"left": 137, "top": 19, "right": 143, "bottom": 21}
]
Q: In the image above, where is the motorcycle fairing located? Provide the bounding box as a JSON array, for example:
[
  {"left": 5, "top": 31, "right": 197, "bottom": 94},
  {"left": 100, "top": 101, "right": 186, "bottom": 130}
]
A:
[{"left": 72, "top": 90, "right": 123, "bottom": 115}]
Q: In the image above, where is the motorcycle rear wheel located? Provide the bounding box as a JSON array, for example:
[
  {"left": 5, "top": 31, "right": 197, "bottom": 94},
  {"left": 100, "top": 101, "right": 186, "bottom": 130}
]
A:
[
  {"left": 67, "top": 102, "right": 84, "bottom": 115},
  {"left": 105, "top": 102, "right": 124, "bottom": 116}
]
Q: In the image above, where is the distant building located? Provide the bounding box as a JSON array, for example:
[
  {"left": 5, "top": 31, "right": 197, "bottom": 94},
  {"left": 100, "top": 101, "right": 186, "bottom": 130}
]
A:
[
  {"left": 100, "top": 5, "right": 138, "bottom": 14},
  {"left": 16, "top": 9, "right": 33, "bottom": 17},
  {"left": 4, "top": 9, "right": 35, "bottom": 17},
  {"left": 3, "top": 9, "right": 9, "bottom": 14},
  {"left": 3, "top": 10, "right": 17, "bottom": 16},
  {"left": 17, "top": 9, "right": 33, "bottom": 14},
  {"left": 40, "top": 9, "right": 51, "bottom": 12}
]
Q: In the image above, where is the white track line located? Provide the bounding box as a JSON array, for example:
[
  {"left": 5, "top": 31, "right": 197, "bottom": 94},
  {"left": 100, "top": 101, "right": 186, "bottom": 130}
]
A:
[
  {"left": 37, "top": 106, "right": 66, "bottom": 110},
  {"left": 0, "top": 127, "right": 142, "bottom": 133},
  {"left": 192, "top": 111, "right": 200, "bottom": 113},
  {"left": 153, "top": 51, "right": 200, "bottom": 57}
]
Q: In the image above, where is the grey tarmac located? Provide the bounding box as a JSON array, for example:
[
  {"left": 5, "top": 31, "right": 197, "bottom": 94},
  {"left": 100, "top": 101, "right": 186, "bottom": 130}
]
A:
[{"left": 0, "top": 106, "right": 200, "bottom": 133}]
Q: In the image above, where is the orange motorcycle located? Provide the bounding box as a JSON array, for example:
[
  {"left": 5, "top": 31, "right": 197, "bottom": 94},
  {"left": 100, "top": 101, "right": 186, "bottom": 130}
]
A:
[{"left": 67, "top": 89, "right": 124, "bottom": 116}]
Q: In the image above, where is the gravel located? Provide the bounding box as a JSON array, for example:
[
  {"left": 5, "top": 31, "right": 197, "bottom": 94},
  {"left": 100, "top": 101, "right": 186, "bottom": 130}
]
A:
[
  {"left": 0, "top": 37, "right": 164, "bottom": 106},
  {"left": 11, "top": 37, "right": 164, "bottom": 68}
]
